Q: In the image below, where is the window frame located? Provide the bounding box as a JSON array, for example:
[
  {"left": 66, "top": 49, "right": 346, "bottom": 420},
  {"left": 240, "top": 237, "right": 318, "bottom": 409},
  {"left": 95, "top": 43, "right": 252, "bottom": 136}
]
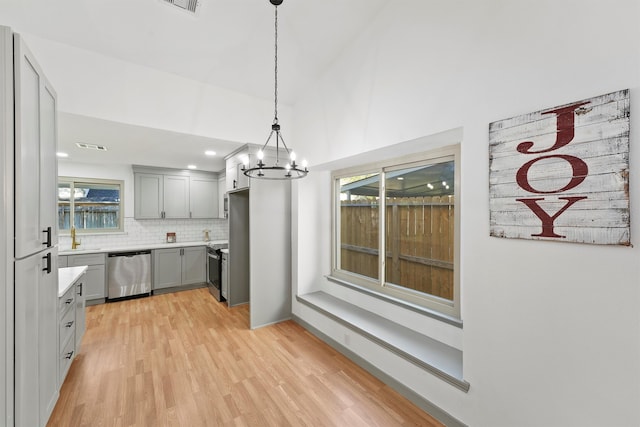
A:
[
  {"left": 331, "top": 144, "right": 461, "bottom": 319},
  {"left": 58, "top": 176, "right": 125, "bottom": 234}
]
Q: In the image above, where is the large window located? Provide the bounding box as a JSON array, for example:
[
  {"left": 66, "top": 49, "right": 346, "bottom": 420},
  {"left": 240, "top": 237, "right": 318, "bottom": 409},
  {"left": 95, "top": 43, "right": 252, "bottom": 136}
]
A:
[
  {"left": 332, "top": 145, "right": 460, "bottom": 318},
  {"left": 58, "top": 177, "right": 124, "bottom": 234}
]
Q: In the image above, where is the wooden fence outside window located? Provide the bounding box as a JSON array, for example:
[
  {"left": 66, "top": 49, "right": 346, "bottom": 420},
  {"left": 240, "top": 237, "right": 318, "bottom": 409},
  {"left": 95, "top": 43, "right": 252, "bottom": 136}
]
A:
[{"left": 340, "top": 196, "right": 454, "bottom": 300}]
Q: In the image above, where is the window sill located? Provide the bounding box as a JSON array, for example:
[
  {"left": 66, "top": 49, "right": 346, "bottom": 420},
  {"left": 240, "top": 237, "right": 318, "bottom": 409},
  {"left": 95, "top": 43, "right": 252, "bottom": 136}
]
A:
[
  {"left": 326, "top": 275, "right": 463, "bottom": 328},
  {"left": 296, "top": 291, "right": 469, "bottom": 392}
]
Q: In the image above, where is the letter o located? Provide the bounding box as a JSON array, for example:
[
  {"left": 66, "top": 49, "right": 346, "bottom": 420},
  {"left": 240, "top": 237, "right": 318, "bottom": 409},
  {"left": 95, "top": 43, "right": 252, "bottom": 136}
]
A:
[{"left": 516, "top": 154, "right": 588, "bottom": 194}]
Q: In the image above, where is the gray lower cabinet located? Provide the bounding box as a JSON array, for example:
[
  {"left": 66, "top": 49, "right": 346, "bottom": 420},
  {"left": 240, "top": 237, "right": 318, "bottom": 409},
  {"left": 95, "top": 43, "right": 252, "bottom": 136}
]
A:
[
  {"left": 67, "top": 253, "right": 106, "bottom": 303},
  {"left": 153, "top": 246, "right": 206, "bottom": 291},
  {"left": 58, "top": 270, "right": 86, "bottom": 387},
  {"left": 221, "top": 251, "right": 228, "bottom": 300}
]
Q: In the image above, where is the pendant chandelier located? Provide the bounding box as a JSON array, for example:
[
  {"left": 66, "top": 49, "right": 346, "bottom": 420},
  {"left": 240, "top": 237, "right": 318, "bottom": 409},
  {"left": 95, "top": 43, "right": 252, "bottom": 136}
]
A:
[{"left": 242, "top": 0, "right": 308, "bottom": 180}]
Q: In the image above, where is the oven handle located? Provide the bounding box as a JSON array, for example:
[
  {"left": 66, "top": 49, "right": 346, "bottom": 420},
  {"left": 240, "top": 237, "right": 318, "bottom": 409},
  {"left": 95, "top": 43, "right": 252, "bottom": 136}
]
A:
[{"left": 207, "top": 252, "right": 220, "bottom": 261}]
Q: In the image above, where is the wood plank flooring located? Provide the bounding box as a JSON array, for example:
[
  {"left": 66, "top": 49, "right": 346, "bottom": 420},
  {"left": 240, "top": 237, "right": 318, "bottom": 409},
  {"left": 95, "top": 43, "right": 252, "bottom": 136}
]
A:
[{"left": 47, "top": 288, "right": 443, "bottom": 427}]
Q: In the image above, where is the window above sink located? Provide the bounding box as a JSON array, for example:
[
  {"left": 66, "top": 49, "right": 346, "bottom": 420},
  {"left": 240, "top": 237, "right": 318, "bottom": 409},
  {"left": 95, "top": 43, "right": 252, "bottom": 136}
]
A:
[{"left": 58, "top": 177, "right": 124, "bottom": 234}]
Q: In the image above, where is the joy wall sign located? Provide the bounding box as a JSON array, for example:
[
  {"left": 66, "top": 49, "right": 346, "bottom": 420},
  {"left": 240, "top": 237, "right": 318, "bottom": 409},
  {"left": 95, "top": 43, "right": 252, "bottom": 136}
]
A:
[{"left": 489, "top": 89, "right": 630, "bottom": 245}]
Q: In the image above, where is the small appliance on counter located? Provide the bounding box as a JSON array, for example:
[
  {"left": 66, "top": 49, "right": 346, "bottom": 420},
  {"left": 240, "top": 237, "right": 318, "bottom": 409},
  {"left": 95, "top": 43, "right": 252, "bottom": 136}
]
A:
[{"left": 166, "top": 232, "right": 176, "bottom": 243}]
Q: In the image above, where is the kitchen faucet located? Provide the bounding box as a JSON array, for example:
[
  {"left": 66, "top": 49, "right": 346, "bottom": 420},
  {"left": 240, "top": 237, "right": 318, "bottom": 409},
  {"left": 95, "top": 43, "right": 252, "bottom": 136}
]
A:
[{"left": 71, "top": 226, "right": 81, "bottom": 249}]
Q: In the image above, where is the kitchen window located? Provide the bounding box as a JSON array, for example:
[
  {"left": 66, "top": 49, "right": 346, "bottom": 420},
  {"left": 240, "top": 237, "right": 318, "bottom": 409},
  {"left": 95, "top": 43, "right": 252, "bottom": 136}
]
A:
[
  {"left": 58, "top": 177, "right": 124, "bottom": 234},
  {"left": 332, "top": 145, "right": 460, "bottom": 319}
]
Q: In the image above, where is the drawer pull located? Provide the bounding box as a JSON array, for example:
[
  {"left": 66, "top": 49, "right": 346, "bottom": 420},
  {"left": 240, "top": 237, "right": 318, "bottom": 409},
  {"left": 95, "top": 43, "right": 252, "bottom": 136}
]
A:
[
  {"left": 65, "top": 298, "right": 73, "bottom": 305},
  {"left": 65, "top": 321, "right": 74, "bottom": 328},
  {"left": 65, "top": 351, "right": 74, "bottom": 360}
]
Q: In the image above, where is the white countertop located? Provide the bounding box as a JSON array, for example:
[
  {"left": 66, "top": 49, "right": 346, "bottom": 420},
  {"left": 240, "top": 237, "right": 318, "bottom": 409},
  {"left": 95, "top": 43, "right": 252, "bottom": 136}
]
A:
[
  {"left": 59, "top": 240, "right": 227, "bottom": 256},
  {"left": 58, "top": 266, "right": 88, "bottom": 297}
]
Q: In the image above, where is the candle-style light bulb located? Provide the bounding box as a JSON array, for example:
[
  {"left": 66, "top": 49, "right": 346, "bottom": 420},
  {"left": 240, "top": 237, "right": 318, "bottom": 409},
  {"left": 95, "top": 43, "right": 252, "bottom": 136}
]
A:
[
  {"left": 301, "top": 159, "right": 308, "bottom": 169},
  {"left": 290, "top": 151, "right": 296, "bottom": 162},
  {"left": 257, "top": 150, "right": 264, "bottom": 160}
]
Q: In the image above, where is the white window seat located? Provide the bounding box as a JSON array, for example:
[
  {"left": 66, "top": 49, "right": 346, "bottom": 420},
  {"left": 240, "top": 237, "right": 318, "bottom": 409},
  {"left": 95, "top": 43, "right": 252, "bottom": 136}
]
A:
[{"left": 296, "top": 291, "right": 470, "bottom": 392}]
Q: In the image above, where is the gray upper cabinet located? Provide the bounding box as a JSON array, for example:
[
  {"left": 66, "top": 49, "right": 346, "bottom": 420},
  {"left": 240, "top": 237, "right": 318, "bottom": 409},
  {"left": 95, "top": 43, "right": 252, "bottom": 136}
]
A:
[
  {"left": 190, "top": 176, "right": 218, "bottom": 219},
  {"left": 134, "top": 173, "right": 163, "bottom": 219},
  {"left": 163, "top": 175, "right": 190, "bottom": 218},
  {"left": 133, "top": 166, "right": 220, "bottom": 219}
]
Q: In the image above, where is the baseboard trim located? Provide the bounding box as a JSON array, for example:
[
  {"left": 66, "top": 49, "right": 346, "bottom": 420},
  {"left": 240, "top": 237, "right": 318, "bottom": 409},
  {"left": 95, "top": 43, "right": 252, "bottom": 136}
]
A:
[{"left": 292, "top": 314, "right": 467, "bottom": 427}]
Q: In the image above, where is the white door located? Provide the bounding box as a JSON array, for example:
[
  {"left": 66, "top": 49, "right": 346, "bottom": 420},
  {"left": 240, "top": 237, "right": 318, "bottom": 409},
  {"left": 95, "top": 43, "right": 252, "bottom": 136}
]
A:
[{"left": 14, "top": 34, "right": 57, "bottom": 258}]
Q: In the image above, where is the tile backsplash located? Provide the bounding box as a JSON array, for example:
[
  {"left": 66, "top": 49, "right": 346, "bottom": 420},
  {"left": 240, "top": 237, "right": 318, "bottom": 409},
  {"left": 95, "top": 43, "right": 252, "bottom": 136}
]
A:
[{"left": 58, "top": 217, "right": 228, "bottom": 250}]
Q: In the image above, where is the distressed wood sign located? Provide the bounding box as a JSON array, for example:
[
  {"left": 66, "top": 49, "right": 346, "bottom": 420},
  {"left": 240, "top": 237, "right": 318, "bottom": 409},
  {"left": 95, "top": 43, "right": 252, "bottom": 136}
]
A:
[{"left": 489, "top": 89, "right": 630, "bottom": 245}]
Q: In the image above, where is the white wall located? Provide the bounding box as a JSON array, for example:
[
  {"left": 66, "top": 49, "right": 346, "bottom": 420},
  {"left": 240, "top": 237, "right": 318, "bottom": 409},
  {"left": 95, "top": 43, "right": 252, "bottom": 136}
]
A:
[
  {"left": 291, "top": 1, "right": 640, "bottom": 426},
  {"left": 59, "top": 161, "right": 134, "bottom": 216},
  {"left": 19, "top": 34, "right": 292, "bottom": 145}
]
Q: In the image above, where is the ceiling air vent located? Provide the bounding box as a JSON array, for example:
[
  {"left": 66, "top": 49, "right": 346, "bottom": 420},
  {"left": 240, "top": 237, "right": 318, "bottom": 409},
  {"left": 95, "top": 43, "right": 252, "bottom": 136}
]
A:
[
  {"left": 76, "top": 142, "right": 108, "bottom": 151},
  {"left": 160, "top": 0, "right": 201, "bottom": 15}
]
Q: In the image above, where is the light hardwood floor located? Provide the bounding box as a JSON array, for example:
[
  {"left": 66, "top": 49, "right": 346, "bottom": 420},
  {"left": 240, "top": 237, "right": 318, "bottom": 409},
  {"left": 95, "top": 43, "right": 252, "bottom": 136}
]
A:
[{"left": 48, "top": 288, "right": 443, "bottom": 426}]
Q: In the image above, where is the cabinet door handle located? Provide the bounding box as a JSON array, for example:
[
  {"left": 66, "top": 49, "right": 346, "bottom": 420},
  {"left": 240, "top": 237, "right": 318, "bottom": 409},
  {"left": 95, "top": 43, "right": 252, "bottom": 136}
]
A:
[
  {"left": 233, "top": 179, "right": 237, "bottom": 189},
  {"left": 77, "top": 282, "right": 83, "bottom": 297},
  {"left": 65, "top": 298, "right": 73, "bottom": 305},
  {"left": 65, "top": 321, "right": 74, "bottom": 328},
  {"left": 65, "top": 351, "right": 74, "bottom": 360},
  {"left": 42, "top": 252, "right": 52, "bottom": 274},
  {"left": 42, "top": 226, "right": 52, "bottom": 247},
  {"left": 190, "top": 211, "right": 192, "bottom": 218}
]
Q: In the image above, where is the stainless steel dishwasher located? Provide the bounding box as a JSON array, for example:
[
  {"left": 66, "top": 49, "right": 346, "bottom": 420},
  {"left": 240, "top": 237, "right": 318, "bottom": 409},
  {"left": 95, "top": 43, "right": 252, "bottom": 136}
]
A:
[{"left": 107, "top": 251, "right": 152, "bottom": 299}]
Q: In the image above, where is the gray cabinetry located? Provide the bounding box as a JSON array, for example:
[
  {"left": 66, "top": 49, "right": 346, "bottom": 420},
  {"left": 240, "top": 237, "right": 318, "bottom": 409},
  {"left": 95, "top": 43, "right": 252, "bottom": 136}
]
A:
[
  {"left": 11, "top": 30, "right": 60, "bottom": 427},
  {"left": 68, "top": 253, "right": 106, "bottom": 303},
  {"left": 221, "top": 251, "right": 228, "bottom": 300},
  {"left": 153, "top": 246, "right": 206, "bottom": 291},
  {"left": 75, "top": 274, "right": 86, "bottom": 355},
  {"left": 182, "top": 246, "right": 206, "bottom": 285},
  {"left": 152, "top": 248, "right": 182, "bottom": 290},
  {"left": 133, "top": 166, "right": 220, "bottom": 219},
  {"left": 190, "top": 176, "right": 218, "bottom": 219},
  {"left": 57, "top": 269, "right": 86, "bottom": 387},
  {"left": 13, "top": 32, "right": 58, "bottom": 260},
  {"left": 58, "top": 282, "right": 75, "bottom": 385},
  {"left": 14, "top": 248, "right": 58, "bottom": 427},
  {"left": 163, "top": 175, "right": 190, "bottom": 218},
  {"left": 134, "top": 173, "right": 163, "bottom": 219}
]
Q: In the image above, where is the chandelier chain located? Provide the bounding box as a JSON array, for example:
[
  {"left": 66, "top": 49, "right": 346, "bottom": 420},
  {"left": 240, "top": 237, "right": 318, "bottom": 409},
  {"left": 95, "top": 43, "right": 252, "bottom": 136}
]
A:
[
  {"left": 273, "top": 5, "right": 278, "bottom": 124},
  {"left": 241, "top": 0, "right": 308, "bottom": 180}
]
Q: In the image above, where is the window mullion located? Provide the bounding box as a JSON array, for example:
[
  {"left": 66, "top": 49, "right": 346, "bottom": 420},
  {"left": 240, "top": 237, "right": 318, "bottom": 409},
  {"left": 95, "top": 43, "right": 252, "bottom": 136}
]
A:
[
  {"left": 69, "top": 181, "right": 75, "bottom": 230},
  {"left": 379, "top": 170, "right": 385, "bottom": 288}
]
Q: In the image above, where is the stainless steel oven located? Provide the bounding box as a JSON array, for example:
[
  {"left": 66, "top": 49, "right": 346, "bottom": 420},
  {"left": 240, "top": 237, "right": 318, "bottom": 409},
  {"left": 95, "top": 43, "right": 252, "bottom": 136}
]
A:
[{"left": 206, "top": 246, "right": 224, "bottom": 301}]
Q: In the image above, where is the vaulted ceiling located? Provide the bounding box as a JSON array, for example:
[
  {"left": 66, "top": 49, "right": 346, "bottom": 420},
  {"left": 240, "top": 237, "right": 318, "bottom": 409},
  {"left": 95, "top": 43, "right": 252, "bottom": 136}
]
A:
[{"left": 1, "top": 0, "right": 387, "bottom": 171}]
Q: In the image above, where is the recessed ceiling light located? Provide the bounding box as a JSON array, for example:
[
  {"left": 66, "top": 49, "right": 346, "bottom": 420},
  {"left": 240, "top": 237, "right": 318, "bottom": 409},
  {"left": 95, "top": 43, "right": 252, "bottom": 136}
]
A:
[
  {"left": 56, "top": 152, "right": 69, "bottom": 158},
  {"left": 205, "top": 150, "right": 216, "bottom": 156},
  {"left": 187, "top": 165, "right": 197, "bottom": 170}
]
